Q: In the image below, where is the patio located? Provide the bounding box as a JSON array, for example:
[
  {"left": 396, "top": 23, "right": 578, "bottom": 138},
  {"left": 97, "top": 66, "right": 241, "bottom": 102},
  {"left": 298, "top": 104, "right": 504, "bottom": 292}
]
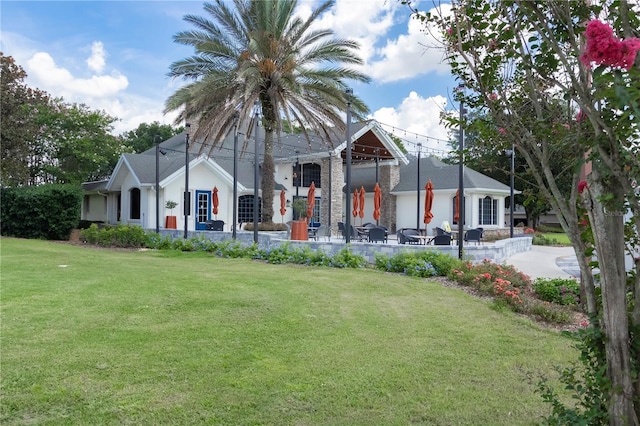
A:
[{"left": 160, "top": 229, "right": 533, "bottom": 265}]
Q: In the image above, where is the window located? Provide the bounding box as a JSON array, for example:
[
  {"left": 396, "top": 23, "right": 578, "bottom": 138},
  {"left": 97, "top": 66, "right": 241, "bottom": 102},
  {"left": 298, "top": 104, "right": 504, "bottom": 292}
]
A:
[
  {"left": 479, "top": 196, "right": 498, "bottom": 225},
  {"left": 130, "top": 188, "right": 141, "bottom": 220},
  {"left": 238, "top": 195, "right": 262, "bottom": 224},
  {"left": 292, "top": 162, "right": 321, "bottom": 188},
  {"left": 302, "top": 163, "right": 321, "bottom": 188},
  {"left": 84, "top": 195, "right": 90, "bottom": 213}
]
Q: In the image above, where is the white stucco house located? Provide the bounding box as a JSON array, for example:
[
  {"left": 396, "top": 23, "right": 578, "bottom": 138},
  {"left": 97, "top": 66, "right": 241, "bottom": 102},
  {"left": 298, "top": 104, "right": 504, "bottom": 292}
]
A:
[{"left": 82, "top": 120, "right": 516, "bottom": 235}]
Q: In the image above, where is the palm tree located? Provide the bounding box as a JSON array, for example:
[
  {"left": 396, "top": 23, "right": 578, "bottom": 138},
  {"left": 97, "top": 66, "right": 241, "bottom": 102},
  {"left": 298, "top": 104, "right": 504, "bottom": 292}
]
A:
[{"left": 165, "top": 0, "right": 371, "bottom": 223}]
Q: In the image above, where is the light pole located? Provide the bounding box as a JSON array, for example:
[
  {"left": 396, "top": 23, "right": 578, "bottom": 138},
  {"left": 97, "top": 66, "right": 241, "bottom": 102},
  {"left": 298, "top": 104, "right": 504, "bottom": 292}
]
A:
[
  {"left": 155, "top": 134, "right": 161, "bottom": 234},
  {"left": 345, "top": 88, "right": 353, "bottom": 244},
  {"left": 416, "top": 142, "right": 422, "bottom": 231},
  {"left": 457, "top": 84, "right": 465, "bottom": 259},
  {"left": 328, "top": 151, "right": 332, "bottom": 232},
  {"left": 253, "top": 100, "right": 260, "bottom": 244},
  {"left": 184, "top": 123, "right": 191, "bottom": 239},
  {"left": 508, "top": 143, "right": 515, "bottom": 238},
  {"left": 232, "top": 112, "right": 239, "bottom": 240}
]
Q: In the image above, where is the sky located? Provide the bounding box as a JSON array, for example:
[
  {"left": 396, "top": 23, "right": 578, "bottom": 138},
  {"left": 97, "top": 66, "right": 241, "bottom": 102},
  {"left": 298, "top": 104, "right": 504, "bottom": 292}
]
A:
[{"left": 1, "top": 0, "right": 457, "bottom": 156}]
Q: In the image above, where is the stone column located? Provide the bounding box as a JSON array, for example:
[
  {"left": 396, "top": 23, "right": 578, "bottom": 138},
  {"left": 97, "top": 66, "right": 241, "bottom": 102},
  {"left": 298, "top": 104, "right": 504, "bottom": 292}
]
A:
[
  {"left": 320, "top": 155, "right": 344, "bottom": 232},
  {"left": 379, "top": 164, "right": 400, "bottom": 232}
]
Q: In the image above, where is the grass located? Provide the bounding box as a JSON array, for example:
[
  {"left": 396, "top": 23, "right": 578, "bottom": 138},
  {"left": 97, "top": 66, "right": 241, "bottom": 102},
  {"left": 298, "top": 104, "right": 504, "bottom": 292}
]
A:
[
  {"left": 538, "top": 232, "right": 572, "bottom": 246},
  {"left": 1, "top": 238, "right": 577, "bottom": 425}
]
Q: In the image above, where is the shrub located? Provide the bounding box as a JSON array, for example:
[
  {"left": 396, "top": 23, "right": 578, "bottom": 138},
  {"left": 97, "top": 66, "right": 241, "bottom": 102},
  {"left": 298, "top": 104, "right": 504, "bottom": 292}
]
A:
[
  {"left": 80, "top": 224, "right": 148, "bottom": 248},
  {"left": 533, "top": 278, "right": 581, "bottom": 306},
  {"left": 243, "top": 222, "right": 287, "bottom": 231},
  {"left": 532, "top": 233, "right": 559, "bottom": 246},
  {"left": 1, "top": 184, "right": 82, "bottom": 240},
  {"left": 329, "top": 247, "right": 366, "bottom": 268},
  {"left": 375, "top": 250, "right": 461, "bottom": 278}
]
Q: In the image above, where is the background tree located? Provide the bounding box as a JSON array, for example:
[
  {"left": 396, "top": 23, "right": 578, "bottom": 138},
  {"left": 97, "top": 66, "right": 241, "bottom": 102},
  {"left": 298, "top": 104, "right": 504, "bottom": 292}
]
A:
[
  {"left": 443, "top": 109, "right": 574, "bottom": 228},
  {"left": 403, "top": 0, "right": 640, "bottom": 423},
  {"left": 1, "top": 53, "right": 124, "bottom": 186},
  {"left": 120, "top": 121, "right": 182, "bottom": 153},
  {"left": 165, "top": 0, "right": 370, "bottom": 223},
  {"left": 1, "top": 53, "right": 50, "bottom": 186}
]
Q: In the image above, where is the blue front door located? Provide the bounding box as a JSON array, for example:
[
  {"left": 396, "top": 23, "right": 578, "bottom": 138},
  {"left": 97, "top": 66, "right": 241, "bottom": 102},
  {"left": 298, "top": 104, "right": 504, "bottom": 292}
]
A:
[{"left": 195, "top": 190, "right": 211, "bottom": 230}]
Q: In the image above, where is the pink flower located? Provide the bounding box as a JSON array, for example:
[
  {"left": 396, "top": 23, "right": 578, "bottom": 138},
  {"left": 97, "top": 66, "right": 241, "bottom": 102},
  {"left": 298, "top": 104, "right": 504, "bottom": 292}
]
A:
[
  {"left": 580, "top": 20, "right": 640, "bottom": 70},
  {"left": 447, "top": 28, "right": 453, "bottom": 36},
  {"left": 498, "top": 127, "right": 506, "bottom": 135},
  {"left": 489, "top": 93, "right": 498, "bottom": 101},
  {"left": 576, "top": 110, "right": 587, "bottom": 122},
  {"left": 578, "top": 180, "right": 588, "bottom": 194}
]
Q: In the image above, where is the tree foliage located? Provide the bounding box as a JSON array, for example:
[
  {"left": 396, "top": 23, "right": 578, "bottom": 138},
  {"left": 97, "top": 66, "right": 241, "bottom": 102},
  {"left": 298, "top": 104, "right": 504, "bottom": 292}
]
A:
[
  {"left": 165, "top": 0, "right": 371, "bottom": 223},
  {"left": 0, "top": 52, "right": 50, "bottom": 185},
  {"left": 402, "top": 0, "right": 640, "bottom": 423},
  {"left": 120, "top": 121, "right": 182, "bottom": 153},
  {"left": 1, "top": 53, "right": 123, "bottom": 186}
]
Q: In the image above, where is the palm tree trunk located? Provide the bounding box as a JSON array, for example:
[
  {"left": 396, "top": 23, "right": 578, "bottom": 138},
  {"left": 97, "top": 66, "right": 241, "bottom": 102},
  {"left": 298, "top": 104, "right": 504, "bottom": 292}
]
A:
[{"left": 261, "top": 129, "right": 275, "bottom": 223}]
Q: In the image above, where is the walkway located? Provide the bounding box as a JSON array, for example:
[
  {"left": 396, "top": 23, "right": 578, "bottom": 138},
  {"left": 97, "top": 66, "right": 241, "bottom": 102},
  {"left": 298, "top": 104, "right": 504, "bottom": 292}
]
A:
[{"left": 505, "top": 245, "right": 580, "bottom": 280}]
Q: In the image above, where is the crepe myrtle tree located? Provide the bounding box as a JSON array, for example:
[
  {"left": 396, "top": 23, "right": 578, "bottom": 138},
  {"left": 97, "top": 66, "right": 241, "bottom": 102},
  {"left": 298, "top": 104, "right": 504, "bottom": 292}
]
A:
[
  {"left": 165, "top": 0, "right": 370, "bottom": 224},
  {"left": 401, "top": 0, "right": 640, "bottom": 423}
]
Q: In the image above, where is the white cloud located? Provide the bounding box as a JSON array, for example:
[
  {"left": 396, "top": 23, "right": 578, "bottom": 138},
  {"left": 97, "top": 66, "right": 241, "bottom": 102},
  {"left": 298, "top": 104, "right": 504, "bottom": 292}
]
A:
[
  {"left": 372, "top": 91, "right": 451, "bottom": 154},
  {"left": 86, "top": 41, "right": 106, "bottom": 73},
  {"left": 367, "top": 3, "right": 453, "bottom": 82},
  {"left": 27, "top": 51, "right": 128, "bottom": 99}
]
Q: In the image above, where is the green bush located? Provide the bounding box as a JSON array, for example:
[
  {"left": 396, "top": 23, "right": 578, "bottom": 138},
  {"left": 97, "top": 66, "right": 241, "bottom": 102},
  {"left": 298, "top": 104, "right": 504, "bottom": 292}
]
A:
[
  {"left": 374, "top": 250, "right": 460, "bottom": 278},
  {"left": 533, "top": 278, "right": 580, "bottom": 306},
  {"left": 1, "top": 184, "right": 82, "bottom": 240},
  {"left": 80, "top": 223, "right": 149, "bottom": 248},
  {"left": 532, "top": 233, "right": 559, "bottom": 246}
]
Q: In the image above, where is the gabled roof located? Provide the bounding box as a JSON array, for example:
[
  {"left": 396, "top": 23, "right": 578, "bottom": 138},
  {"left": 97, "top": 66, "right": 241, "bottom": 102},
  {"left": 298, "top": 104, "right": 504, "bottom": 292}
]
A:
[
  {"left": 345, "top": 156, "right": 513, "bottom": 194},
  {"left": 392, "top": 156, "right": 513, "bottom": 193},
  {"left": 97, "top": 120, "right": 410, "bottom": 192},
  {"left": 81, "top": 179, "right": 109, "bottom": 192}
]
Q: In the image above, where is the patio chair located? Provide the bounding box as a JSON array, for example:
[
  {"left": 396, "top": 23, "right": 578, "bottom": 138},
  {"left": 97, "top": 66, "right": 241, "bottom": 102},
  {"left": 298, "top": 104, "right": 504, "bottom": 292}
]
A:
[
  {"left": 337, "top": 222, "right": 345, "bottom": 240},
  {"left": 311, "top": 225, "right": 331, "bottom": 241},
  {"left": 398, "top": 229, "right": 420, "bottom": 245},
  {"left": 432, "top": 234, "right": 452, "bottom": 245},
  {"left": 367, "top": 226, "right": 388, "bottom": 243},
  {"left": 435, "top": 226, "right": 451, "bottom": 237},
  {"left": 206, "top": 220, "right": 225, "bottom": 231},
  {"left": 464, "top": 228, "right": 483, "bottom": 245}
]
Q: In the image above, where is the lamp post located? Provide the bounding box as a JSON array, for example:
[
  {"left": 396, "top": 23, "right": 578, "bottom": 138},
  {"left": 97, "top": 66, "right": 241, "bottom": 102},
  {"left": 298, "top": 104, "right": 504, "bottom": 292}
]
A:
[
  {"left": 508, "top": 143, "right": 515, "bottom": 238},
  {"left": 184, "top": 123, "right": 191, "bottom": 239},
  {"left": 253, "top": 100, "right": 260, "bottom": 244},
  {"left": 457, "top": 84, "right": 465, "bottom": 259},
  {"left": 416, "top": 142, "right": 422, "bottom": 231},
  {"left": 328, "top": 151, "right": 332, "bottom": 232},
  {"left": 155, "top": 134, "right": 161, "bottom": 234},
  {"left": 232, "top": 112, "right": 239, "bottom": 240},
  {"left": 345, "top": 88, "right": 353, "bottom": 244}
]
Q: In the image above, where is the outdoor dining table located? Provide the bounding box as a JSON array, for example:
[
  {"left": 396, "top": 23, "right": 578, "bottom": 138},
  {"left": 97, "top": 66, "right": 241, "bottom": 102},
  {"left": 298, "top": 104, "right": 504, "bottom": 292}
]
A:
[{"left": 414, "top": 235, "right": 435, "bottom": 245}]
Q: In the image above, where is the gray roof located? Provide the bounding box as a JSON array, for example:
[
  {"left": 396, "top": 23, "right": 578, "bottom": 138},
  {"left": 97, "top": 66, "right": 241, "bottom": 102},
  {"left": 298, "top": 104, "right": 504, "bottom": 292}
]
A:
[
  {"left": 345, "top": 156, "right": 511, "bottom": 193},
  {"left": 393, "top": 156, "right": 511, "bottom": 192},
  {"left": 82, "top": 179, "right": 109, "bottom": 192}
]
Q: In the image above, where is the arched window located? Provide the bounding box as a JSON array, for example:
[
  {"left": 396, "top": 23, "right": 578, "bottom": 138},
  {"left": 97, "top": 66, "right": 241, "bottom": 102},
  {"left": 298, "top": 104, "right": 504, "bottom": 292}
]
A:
[
  {"left": 478, "top": 196, "right": 498, "bottom": 225},
  {"left": 130, "top": 188, "right": 141, "bottom": 220},
  {"left": 238, "top": 195, "right": 262, "bottom": 224},
  {"left": 292, "top": 162, "right": 322, "bottom": 188},
  {"left": 302, "top": 163, "right": 321, "bottom": 188}
]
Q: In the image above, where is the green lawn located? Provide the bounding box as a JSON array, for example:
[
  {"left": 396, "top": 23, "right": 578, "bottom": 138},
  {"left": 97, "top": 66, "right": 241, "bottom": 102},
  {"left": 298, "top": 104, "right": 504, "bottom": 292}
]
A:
[
  {"left": 1, "top": 238, "right": 577, "bottom": 425},
  {"left": 539, "top": 232, "right": 572, "bottom": 246}
]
